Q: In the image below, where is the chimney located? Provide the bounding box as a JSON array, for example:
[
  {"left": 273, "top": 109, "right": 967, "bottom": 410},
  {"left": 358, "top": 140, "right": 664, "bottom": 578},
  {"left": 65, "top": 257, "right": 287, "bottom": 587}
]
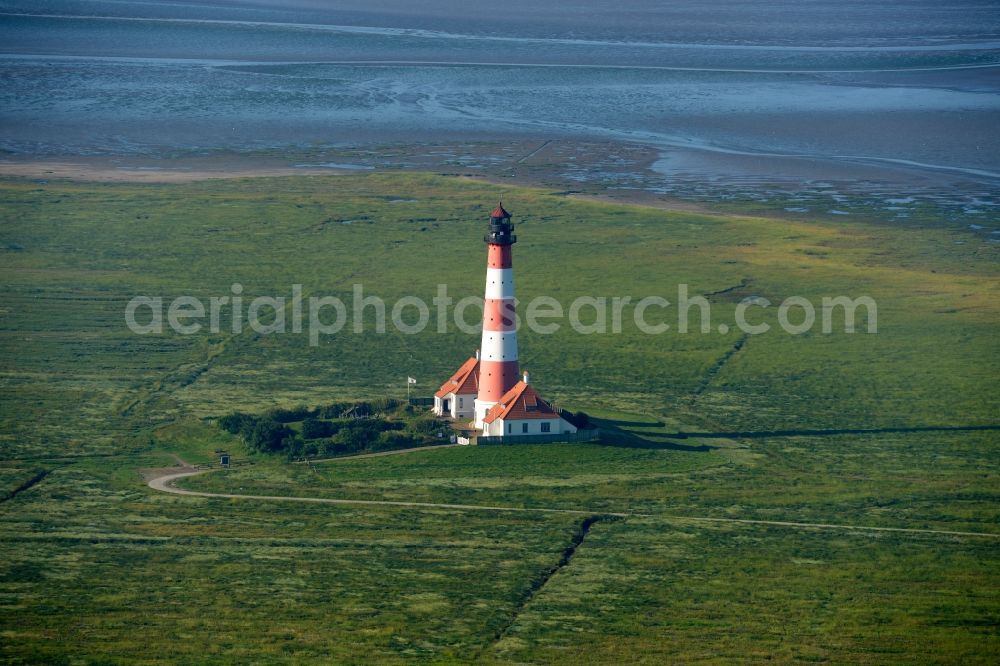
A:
[{"left": 522, "top": 371, "right": 529, "bottom": 385}]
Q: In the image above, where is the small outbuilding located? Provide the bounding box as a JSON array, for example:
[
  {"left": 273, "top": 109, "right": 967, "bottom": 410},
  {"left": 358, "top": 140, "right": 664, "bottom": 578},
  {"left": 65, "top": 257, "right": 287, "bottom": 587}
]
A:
[{"left": 433, "top": 355, "right": 479, "bottom": 420}]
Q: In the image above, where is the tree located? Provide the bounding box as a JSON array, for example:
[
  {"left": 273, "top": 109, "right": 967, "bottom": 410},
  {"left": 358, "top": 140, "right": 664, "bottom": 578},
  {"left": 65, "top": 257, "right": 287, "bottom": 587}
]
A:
[
  {"left": 219, "top": 412, "right": 255, "bottom": 435},
  {"left": 247, "top": 420, "right": 293, "bottom": 453},
  {"left": 301, "top": 418, "right": 333, "bottom": 440},
  {"left": 266, "top": 405, "right": 314, "bottom": 423},
  {"left": 281, "top": 435, "right": 303, "bottom": 460},
  {"left": 377, "top": 431, "right": 415, "bottom": 450}
]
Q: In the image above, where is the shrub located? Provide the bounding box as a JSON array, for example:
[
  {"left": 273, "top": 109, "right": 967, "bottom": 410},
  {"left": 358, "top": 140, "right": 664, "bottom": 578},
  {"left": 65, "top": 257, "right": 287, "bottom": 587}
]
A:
[
  {"left": 246, "top": 420, "right": 294, "bottom": 453},
  {"left": 266, "top": 405, "right": 314, "bottom": 423},
  {"left": 330, "top": 425, "right": 373, "bottom": 452},
  {"left": 411, "top": 416, "right": 447, "bottom": 435},
  {"left": 317, "top": 401, "right": 353, "bottom": 419},
  {"left": 301, "top": 418, "right": 334, "bottom": 440},
  {"left": 377, "top": 431, "right": 416, "bottom": 450},
  {"left": 281, "top": 435, "right": 303, "bottom": 460},
  {"left": 219, "top": 412, "right": 256, "bottom": 435},
  {"left": 218, "top": 397, "right": 448, "bottom": 458}
]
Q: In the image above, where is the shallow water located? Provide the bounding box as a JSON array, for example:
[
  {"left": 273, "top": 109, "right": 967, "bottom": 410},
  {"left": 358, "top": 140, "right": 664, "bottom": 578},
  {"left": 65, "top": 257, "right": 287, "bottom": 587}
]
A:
[{"left": 0, "top": 0, "right": 998, "bottom": 206}]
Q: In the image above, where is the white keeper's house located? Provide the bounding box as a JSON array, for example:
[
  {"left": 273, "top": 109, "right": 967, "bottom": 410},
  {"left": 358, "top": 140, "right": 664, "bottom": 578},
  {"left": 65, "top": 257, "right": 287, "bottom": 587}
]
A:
[{"left": 480, "top": 372, "right": 577, "bottom": 438}]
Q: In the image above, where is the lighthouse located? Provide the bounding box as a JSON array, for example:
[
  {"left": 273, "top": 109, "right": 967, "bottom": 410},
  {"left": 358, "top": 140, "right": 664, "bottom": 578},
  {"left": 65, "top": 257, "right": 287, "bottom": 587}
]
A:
[
  {"left": 474, "top": 201, "right": 520, "bottom": 427},
  {"left": 433, "top": 199, "right": 582, "bottom": 442}
]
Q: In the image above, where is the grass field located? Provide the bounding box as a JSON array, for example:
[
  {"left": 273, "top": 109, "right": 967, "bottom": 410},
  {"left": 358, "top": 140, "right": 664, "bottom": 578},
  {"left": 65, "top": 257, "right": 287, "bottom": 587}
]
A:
[{"left": 1, "top": 173, "right": 998, "bottom": 663}]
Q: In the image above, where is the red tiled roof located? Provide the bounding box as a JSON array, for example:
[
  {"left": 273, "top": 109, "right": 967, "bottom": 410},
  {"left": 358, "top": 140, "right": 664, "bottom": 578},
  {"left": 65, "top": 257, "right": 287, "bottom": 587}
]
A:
[
  {"left": 434, "top": 356, "right": 479, "bottom": 399},
  {"left": 482, "top": 381, "right": 561, "bottom": 424},
  {"left": 490, "top": 203, "right": 511, "bottom": 219}
]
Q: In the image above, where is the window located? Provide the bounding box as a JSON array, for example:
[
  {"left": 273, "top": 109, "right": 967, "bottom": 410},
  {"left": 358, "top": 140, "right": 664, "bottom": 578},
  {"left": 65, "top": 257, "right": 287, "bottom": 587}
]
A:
[
  {"left": 541, "top": 422, "right": 551, "bottom": 433},
  {"left": 522, "top": 423, "right": 528, "bottom": 433},
  {"left": 507, "top": 423, "right": 511, "bottom": 434},
  {"left": 458, "top": 397, "right": 463, "bottom": 408}
]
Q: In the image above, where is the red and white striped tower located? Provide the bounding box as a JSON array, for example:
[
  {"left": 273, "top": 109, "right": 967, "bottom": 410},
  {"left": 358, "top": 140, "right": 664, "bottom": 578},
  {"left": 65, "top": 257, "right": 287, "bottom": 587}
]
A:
[{"left": 474, "top": 201, "right": 520, "bottom": 428}]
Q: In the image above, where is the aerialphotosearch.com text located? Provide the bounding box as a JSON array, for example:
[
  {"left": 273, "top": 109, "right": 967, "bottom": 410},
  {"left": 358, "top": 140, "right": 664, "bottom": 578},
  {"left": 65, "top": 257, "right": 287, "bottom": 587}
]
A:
[{"left": 125, "top": 283, "right": 877, "bottom": 346}]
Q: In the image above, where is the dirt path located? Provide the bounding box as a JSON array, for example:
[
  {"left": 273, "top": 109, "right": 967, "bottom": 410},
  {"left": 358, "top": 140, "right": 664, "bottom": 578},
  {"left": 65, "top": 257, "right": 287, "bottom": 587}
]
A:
[
  {"left": 139, "top": 454, "right": 197, "bottom": 483},
  {"left": 663, "top": 515, "right": 1000, "bottom": 539},
  {"left": 146, "top": 445, "right": 620, "bottom": 516},
  {"left": 147, "top": 468, "right": 623, "bottom": 517},
  {"left": 144, "top": 449, "right": 999, "bottom": 539}
]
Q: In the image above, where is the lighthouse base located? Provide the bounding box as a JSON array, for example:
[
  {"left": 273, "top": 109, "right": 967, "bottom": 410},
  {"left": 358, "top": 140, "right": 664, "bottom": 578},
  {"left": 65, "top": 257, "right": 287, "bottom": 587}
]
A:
[{"left": 473, "top": 399, "right": 497, "bottom": 430}]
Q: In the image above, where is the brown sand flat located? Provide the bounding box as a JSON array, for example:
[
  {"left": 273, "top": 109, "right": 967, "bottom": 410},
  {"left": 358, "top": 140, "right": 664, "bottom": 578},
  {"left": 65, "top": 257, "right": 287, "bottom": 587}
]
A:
[
  {"left": 0, "top": 161, "right": 352, "bottom": 183},
  {"left": 564, "top": 192, "right": 721, "bottom": 216},
  {"left": 1, "top": 154, "right": 720, "bottom": 217}
]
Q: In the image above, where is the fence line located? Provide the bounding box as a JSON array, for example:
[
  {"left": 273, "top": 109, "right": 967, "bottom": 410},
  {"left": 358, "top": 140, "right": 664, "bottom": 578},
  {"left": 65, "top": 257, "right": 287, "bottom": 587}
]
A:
[{"left": 194, "top": 460, "right": 255, "bottom": 470}]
